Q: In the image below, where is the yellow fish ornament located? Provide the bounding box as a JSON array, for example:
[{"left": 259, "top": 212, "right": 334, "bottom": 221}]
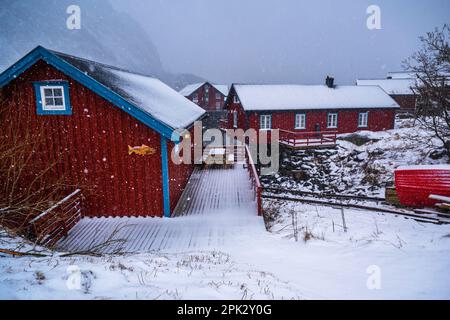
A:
[{"left": 128, "top": 144, "right": 156, "bottom": 156}]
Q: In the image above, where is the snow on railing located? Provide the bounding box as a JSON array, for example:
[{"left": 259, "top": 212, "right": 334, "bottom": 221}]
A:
[
  {"left": 28, "top": 189, "right": 82, "bottom": 247},
  {"left": 279, "top": 130, "right": 337, "bottom": 148},
  {"left": 245, "top": 145, "right": 262, "bottom": 216}
]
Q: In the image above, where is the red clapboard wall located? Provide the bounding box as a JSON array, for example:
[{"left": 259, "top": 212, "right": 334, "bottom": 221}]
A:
[
  {"left": 395, "top": 166, "right": 450, "bottom": 208},
  {"left": 0, "top": 60, "right": 193, "bottom": 218}
]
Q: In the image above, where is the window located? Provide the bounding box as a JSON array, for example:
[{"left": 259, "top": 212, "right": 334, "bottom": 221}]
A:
[
  {"left": 192, "top": 93, "right": 198, "bottom": 103},
  {"left": 358, "top": 112, "right": 368, "bottom": 127},
  {"left": 216, "top": 92, "right": 221, "bottom": 100},
  {"left": 295, "top": 113, "right": 306, "bottom": 129},
  {"left": 260, "top": 114, "right": 272, "bottom": 130},
  {"left": 215, "top": 101, "right": 221, "bottom": 110},
  {"left": 33, "top": 81, "right": 71, "bottom": 115},
  {"left": 233, "top": 95, "right": 239, "bottom": 104},
  {"left": 327, "top": 112, "right": 338, "bottom": 128},
  {"left": 233, "top": 110, "right": 238, "bottom": 128}
]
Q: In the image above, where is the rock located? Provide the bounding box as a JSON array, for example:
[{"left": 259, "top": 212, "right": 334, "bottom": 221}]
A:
[{"left": 429, "top": 148, "right": 447, "bottom": 160}]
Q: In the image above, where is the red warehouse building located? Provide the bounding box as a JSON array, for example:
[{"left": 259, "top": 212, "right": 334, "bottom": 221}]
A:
[
  {"left": 357, "top": 77, "right": 417, "bottom": 114},
  {"left": 179, "top": 82, "right": 229, "bottom": 112},
  {"left": 226, "top": 78, "right": 399, "bottom": 143},
  {"left": 0, "top": 46, "right": 205, "bottom": 218}
]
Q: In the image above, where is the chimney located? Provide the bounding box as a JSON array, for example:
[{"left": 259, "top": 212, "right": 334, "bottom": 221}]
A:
[{"left": 325, "top": 76, "right": 335, "bottom": 88}]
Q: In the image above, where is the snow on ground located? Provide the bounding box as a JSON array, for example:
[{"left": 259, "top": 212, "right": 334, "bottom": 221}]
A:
[
  {"left": 1, "top": 201, "right": 449, "bottom": 300},
  {"left": 262, "top": 118, "right": 449, "bottom": 197},
  {"left": 0, "top": 230, "right": 300, "bottom": 300},
  {"left": 261, "top": 199, "right": 450, "bottom": 299}
]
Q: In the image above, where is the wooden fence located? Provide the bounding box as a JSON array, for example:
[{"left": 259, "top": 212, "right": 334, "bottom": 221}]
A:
[{"left": 28, "top": 189, "right": 82, "bottom": 247}]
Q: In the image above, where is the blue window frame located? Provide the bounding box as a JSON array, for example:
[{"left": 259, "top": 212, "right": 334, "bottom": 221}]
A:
[{"left": 33, "top": 81, "right": 72, "bottom": 115}]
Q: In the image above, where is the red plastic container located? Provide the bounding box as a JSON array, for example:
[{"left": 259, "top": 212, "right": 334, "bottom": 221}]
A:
[{"left": 394, "top": 165, "right": 450, "bottom": 208}]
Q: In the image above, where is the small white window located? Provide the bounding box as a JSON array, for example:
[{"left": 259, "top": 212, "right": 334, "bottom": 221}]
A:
[
  {"left": 233, "top": 95, "right": 239, "bottom": 104},
  {"left": 327, "top": 112, "right": 338, "bottom": 128},
  {"left": 41, "top": 86, "right": 66, "bottom": 111},
  {"left": 358, "top": 112, "right": 368, "bottom": 127},
  {"left": 233, "top": 110, "right": 238, "bottom": 128},
  {"left": 295, "top": 113, "right": 306, "bottom": 129},
  {"left": 216, "top": 92, "right": 221, "bottom": 100},
  {"left": 192, "top": 93, "right": 198, "bottom": 103},
  {"left": 215, "top": 101, "right": 221, "bottom": 110},
  {"left": 260, "top": 114, "right": 272, "bottom": 130}
]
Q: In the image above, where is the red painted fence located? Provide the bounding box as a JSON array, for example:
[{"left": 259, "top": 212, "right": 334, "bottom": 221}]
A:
[
  {"left": 245, "top": 145, "right": 262, "bottom": 215},
  {"left": 395, "top": 165, "right": 450, "bottom": 208},
  {"left": 279, "top": 130, "right": 337, "bottom": 148},
  {"left": 28, "top": 189, "right": 83, "bottom": 247}
]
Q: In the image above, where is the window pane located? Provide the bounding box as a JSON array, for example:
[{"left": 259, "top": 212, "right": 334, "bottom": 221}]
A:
[
  {"left": 45, "top": 97, "right": 54, "bottom": 106},
  {"left": 53, "top": 88, "right": 63, "bottom": 97},
  {"left": 44, "top": 88, "right": 53, "bottom": 97},
  {"left": 54, "top": 98, "right": 64, "bottom": 106}
]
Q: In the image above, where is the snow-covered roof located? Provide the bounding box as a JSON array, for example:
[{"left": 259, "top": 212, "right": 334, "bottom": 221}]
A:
[
  {"left": 54, "top": 51, "right": 205, "bottom": 129},
  {"left": 179, "top": 82, "right": 229, "bottom": 97},
  {"left": 386, "top": 71, "right": 417, "bottom": 79},
  {"left": 213, "top": 84, "right": 230, "bottom": 97},
  {"left": 356, "top": 79, "right": 416, "bottom": 95},
  {"left": 232, "top": 84, "right": 400, "bottom": 111},
  {"left": 178, "top": 83, "right": 204, "bottom": 97}
]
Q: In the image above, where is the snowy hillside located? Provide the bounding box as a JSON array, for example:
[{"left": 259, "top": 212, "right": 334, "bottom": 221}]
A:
[
  {"left": 261, "top": 118, "right": 449, "bottom": 197},
  {"left": 0, "top": 0, "right": 203, "bottom": 90}
]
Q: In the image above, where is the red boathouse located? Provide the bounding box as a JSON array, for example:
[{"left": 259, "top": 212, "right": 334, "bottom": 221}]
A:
[
  {"left": 225, "top": 77, "right": 399, "bottom": 147},
  {"left": 0, "top": 46, "right": 205, "bottom": 218}
]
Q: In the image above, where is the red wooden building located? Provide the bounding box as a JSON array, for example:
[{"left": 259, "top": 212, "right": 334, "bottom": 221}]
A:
[
  {"left": 0, "top": 46, "right": 205, "bottom": 218},
  {"left": 225, "top": 78, "right": 399, "bottom": 146},
  {"left": 357, "top": 77, "right": 417, "bottom": 114},
  {"left": 179, "top": 82, "right": 229, "bottom": 112}
]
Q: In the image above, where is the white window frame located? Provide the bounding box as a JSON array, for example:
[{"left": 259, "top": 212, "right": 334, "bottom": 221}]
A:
[
  {"left": 327, "top": 112, "right": 338, "bottom": 129},
  {"left": 295, "top": 113, "right": 306, "bottom": 129},
  {"left": 215, "top": 100, "right": 221, "bottom": 110},
  {"left": 192, "top": 93, "right": 198, "bottom": 103},
  {"left": 233, "top": 110, "right": 238, "bottom": 128},
  {"left": 233, "top": 95, "right": 239, "bottom": 104},
  {"left": 358, "top": 112, "right": 368, "bottom": 128},
  {"left": 215, "top": 92, "right": 221, "bottom": 100},
  {"left": 260, "top": 114, "right": 272, "bottom": 130},
  {"left": 40, "top": 85, "right": 66, "bottom": 111}
]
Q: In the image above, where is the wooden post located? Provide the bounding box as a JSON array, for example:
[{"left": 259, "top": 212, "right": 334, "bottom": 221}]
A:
[{"left": 341, "top": 207, "right": 347, "bottom": 232}]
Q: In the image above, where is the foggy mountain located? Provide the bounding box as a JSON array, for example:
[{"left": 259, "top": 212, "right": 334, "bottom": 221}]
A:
[{"left": 0, "top": 0, "right": 203, "bottom": 89}]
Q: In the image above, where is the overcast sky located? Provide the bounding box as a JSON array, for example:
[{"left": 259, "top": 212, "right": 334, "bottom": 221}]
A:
[{"left": 112, "top": 0, "right": 449, "bottom": 85}]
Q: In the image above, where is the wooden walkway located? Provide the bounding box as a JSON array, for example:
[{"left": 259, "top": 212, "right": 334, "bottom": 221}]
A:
[
  {"left": 173, "top": 165, "right": 255, "bottom": 216},
  {"left": 56, "top": 164, "right": 261, "bottom": 253}
]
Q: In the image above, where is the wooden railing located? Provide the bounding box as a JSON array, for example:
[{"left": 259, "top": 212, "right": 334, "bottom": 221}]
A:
[
  {"left": 244, "top": 145, "right": 262, "bottom": 216},
  {"left": 28, "top": 189, "right": 82, "bottom": 247},
  {"left": 279, "top": 130, "right": 337, "bottom": 148}
]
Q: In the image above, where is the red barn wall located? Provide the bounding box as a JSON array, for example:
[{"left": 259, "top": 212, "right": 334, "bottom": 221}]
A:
[
  {"left": 246, "top": 109, "right": 395, "bottom": 134},
  {"left": 0, "top": 60, "right": 172, "bottom": 217},
  {"left": 187, "top": 83, "right": 226, "bottom": 112},
  {"left": 390, "top": 94, "right": 416, "bottom": 114}
]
